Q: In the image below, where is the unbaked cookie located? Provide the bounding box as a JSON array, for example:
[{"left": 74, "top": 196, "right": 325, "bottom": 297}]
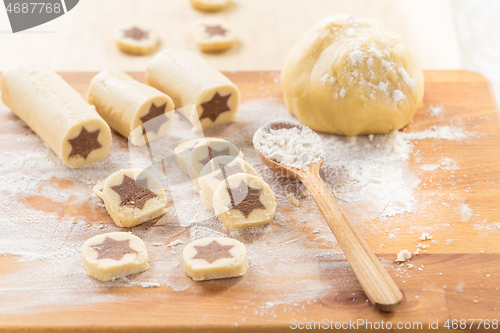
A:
[
  {"left": 82, "top": 232, "right": 149, "bottom": 281},
  {"left": 190, "top": 0, "right": 230, "bottom": 11},
  {"left": 187, "top": 138, "right": 244, "bottom": 189},
  {"left": 183, "top": 237, "right": 248, "bottom": 281},
  {"left": 93, "top": 179, "right": 106, "bottom": 200},
  {"left": 113, "top": 24, "right": 159, "bottom": 55},
  {"left": 193, "top": 21, "right": 236, "bottom": 52},
  {"left": 198, "top": 156, "right": 260, "bottom": 210},
  {"left": 174, "top": 137, "right": 215, "bottom": 175},
  {"left": 213, "top": 174, "right": 276, "bottom": 229},
  {"left": 102, "top": 169, "right": 167, "bottom": 227}
]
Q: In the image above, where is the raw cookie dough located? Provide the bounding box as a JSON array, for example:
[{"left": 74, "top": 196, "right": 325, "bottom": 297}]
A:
[
  {"left": 174, "top": 137, "right": 215, "bottom": 175},
  {"left": 113, "top": 24, "right": 159, "bottom": 55},
  {"left": 88, "top": 69, "right": 175, "bottom": 146},
  {"left": 187, "top": 138, "right": 245, "bottom": 189},
  {"left": 146, "top": 48, "right": 240, "bottom": 130},
  {"left": 93, "top": 179, "right": 106, "bottom": 200},
  {"left": 183, "top": 237, "right": 248, "bottom": 281},
  {"left": 281, "top": 15, "right": 424, "bottom": 136},
  {"left": 1, "top": 63, "right": 111, "bottom": 168},
  {"left": 213, "top": 174, "right": 276, "bottom": 229},
  {"left": 102, "top": 169, "right": 167, "bottom": 227},
  {"left": 198, "top": 156, "right": 260, "bottom": 210},
  {"left": 190, "top": 0, "right": 230, "bottom": 11},
  {"left": 193, "top": 21, "right": 236, "bottom": 52},
  {"left": 82, "top": 232, "right": 149, "bottom": 281}
]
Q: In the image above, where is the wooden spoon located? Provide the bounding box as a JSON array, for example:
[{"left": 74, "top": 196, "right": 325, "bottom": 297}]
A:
[{"left": 254, "top": 121, "right": 403, "bottom": 312}]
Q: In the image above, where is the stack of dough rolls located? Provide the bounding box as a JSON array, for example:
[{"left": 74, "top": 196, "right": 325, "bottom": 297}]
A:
[
  {"left": 146, "top": 48, "right": 240, "bottom": 130},
  {"left": 1, "top": 63, "right": 111, "bottom": 168},
  {"left": 87, "top": 69, "right": 175, "bottom": 146}
]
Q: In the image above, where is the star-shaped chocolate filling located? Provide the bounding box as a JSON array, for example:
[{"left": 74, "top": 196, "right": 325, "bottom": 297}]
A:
[
  {"left": 200, "top": 92, "right": 231, "bottom": 122},
  {"left": 123, "top": 26, "right": 149, "bottom": 41},
  {"left": 140, "top": 103, "right": 168, "bottom": 135},
  {"left": 91, "top": 237, "right": 137, "bottom": 261},
  {"left": 111, "top": 175, "right": 157, "bottom": 210},
  {"left": 204, "top": 25, "right": 227, "bottom": 37},
  {"left": 227, "top": 181, "right": 266, "bottom": 218},
  {"left": 198, "top": 145, "right": 231, "bottom": 166},
  {"left": 193, "top": 240, "right": 234, "bottom": 264},
  {"left": 68, "top": 127, "right": 102, "bottom": 160},
  {"left": 214, "top": 162, "right": 244, "bottom": 181}
]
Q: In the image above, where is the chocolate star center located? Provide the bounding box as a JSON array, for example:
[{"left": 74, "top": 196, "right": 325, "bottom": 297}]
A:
[
  {"left": 214, "top": 162, "right": 244, "bottom": 181},
  {"left": 198, "top": 145, "right": 231, "bottom": 166},
  {"left": 68, "top": 127, "right": 102, "bottom": 160},
  {"left": 226, "top": 181, "right": 266, "bottom": 218},
  {"left": 123, "top": 26, "right": 149, "bottom": 41},
  {"left": 193, "top": 240, "right": 234, "bottom": 264},
  {"left": 140, "top": 103, "right": 168, "bottom": 135},
  {"left": 200, "top": 92, "right": 231, "bottom": 122},
  {"left": 204, "top": 25, "right": 227, "bottom": 37},
  {"left": 111, "top": 175, "right": 157, "bottom": 210},
  {"left": 91, "top": 237, "right": 137, "bottom": 261}
]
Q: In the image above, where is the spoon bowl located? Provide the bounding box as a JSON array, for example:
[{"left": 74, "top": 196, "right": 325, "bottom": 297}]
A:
[{"left": 254, "top": 120, "right": 403, "bottom": 312}]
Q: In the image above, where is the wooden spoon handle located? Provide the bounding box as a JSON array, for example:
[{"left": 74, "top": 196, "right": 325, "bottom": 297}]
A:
[{"left": 300, "top": 171, "right": 403, "bottom": 312}]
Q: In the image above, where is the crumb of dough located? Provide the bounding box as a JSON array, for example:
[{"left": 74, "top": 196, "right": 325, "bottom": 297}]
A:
[
  {"left": 419, "top": 232, "right": 433, "bottom": 241},
  {"left": 417, "top": 243, "right": 430, "bottom": 249},
  {"left": 396, "top": 249, "right": 411, "bottom": 262},
  {"left": 287, "top": 193, "right": 300, "bottom": 207},
  {"left": 407, "top": 264, "right": 414, "bottom": 268},
  {"left": 414, "top": 248, "right": 420, "bottom": 255},
  {"left": 301, "top": 189, "right": 310, "bottom": 197}
]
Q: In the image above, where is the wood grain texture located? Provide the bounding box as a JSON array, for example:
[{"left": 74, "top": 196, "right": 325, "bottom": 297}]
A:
[{"left": 0, "top": 70, "right": 499, "bottom": 332}]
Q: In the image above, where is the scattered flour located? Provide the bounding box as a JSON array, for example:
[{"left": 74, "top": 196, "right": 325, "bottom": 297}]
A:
[{"left": 460, "top": 203, "right": 473, "bottom": 222}]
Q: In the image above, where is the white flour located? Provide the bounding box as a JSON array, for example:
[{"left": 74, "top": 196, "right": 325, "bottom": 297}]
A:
[
  {"left": 0, "top": 96, "right": 482, "bottom": 316},
  {"left": 253, "top": 120, "right": 325, "bottom": 169}
]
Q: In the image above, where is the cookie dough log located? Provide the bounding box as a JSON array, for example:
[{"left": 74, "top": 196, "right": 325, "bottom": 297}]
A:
[
  {"left": 0, "top": 64, "right": 111, "bottom": 168},
  {"left": 174, "top": 137, "right": 215, "bottom": 174},
  {"left": 194, "top": 21, "right": 236, "bottom": 52},
  {"left": 146, "top": 48, "right": 240, "bottom": 130},
  {"left": 102, "top": 169, "right": 167, "bottom": 227},
  {"left": 87, "top": 69, "right": 175, "bottom": 146},
  {"left": 190, "top": 0, "right": 230, "bottom": 12},
  {"left": 183, "top": 237, "right": 248, "bottom": 281},
  {"left": 112, "top": 24, "right": 159, "bottom": 55},
  {"left": 213, "top": 174, "right": 276, "bottom": 229},
  {"left": 187, "top": 138, "right": 245, "bottom": 189},
  {"left": 82, "top": 232, "right": 149, "bottom": 281},
  {"left": 199, "top": 156, "right": 260, "bottom": 210}
]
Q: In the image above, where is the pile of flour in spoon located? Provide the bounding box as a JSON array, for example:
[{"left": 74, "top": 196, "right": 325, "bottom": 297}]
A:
[{"left": 253, "top": 120, "right": 325, "bottom": 169}]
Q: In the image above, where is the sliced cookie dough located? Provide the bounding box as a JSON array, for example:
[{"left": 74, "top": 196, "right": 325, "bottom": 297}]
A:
[
  {"left": 187, "top": 138, "right": 244, "bottom": 189},
  {"left": 213, "top": 174, "right": 276, "bottom": 229},
  {"left": 1, "top": 63, "right": 112, "bottom": 168},
  {"left": 146, "top": 48, "right": 240, "bottom": 130},
  {"left": 183, "top": 237, "right": 248, "bottom": 281},
  {"left": 82, "top": 232, "right": 149, "bottom": 281},
  {"left": 199, "top": 156, "right": 260, "bottom": 210},
  {"left": 93, "top": 179, "right": 106, "bottom": 200},
  {"left": 194, "top": 21, "right": 236, "bottom": 52},
  {"left": 102, "top": 169, "right": 167, "bottom": 227},
  {"left": 113, "top": 24, "right": 159, "bottom": 55},
  {"left": 174, "top": 137, "right": 215, "bottom": 175},
  {"left": 88, "top": 69, "right": 175, "bottom": 146},
  {"left": 190, "top": 0, "right": 230, "bottom": 11}
]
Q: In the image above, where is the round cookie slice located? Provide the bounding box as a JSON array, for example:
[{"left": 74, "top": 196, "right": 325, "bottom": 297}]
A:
[
  {"left": 199, "top": 156, "right": 260, "bottom": 210},
  {"left": 187, "top": 138, "right": 244, "bottom": 189},
  {"left": 183, "top": 237, "right": 248, "bottom": 281},
  {"left": 113, "top": 24, "right": 159, "bottom": 55},
  {"left": 174, "top": 137, "right": 215, "bottom": 175},
  {"left": 213, "top": 174, "right": 276, "bottom": 229},
  {"left": 102, "top": 169, "right": 167, "bottom": 227},
  {"left": 194, "top": 21, "right": 236, "bottom": 52},
  {"left": 82, "top": 232, "right": 149, "bottom": 281}
]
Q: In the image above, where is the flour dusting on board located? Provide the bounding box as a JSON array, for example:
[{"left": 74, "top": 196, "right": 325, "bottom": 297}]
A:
[{"left": 0, "top": 97, "right": 478, "bottom": 314}]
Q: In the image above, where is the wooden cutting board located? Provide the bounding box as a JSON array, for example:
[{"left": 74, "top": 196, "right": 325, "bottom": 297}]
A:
[{"left": 0, "top": 70, "right": 499, "bottom": 332}]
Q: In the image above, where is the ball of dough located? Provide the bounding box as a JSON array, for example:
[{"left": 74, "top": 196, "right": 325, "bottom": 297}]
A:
[{"left": 281, "top": 15, "right": 424, "bottom": 136}]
